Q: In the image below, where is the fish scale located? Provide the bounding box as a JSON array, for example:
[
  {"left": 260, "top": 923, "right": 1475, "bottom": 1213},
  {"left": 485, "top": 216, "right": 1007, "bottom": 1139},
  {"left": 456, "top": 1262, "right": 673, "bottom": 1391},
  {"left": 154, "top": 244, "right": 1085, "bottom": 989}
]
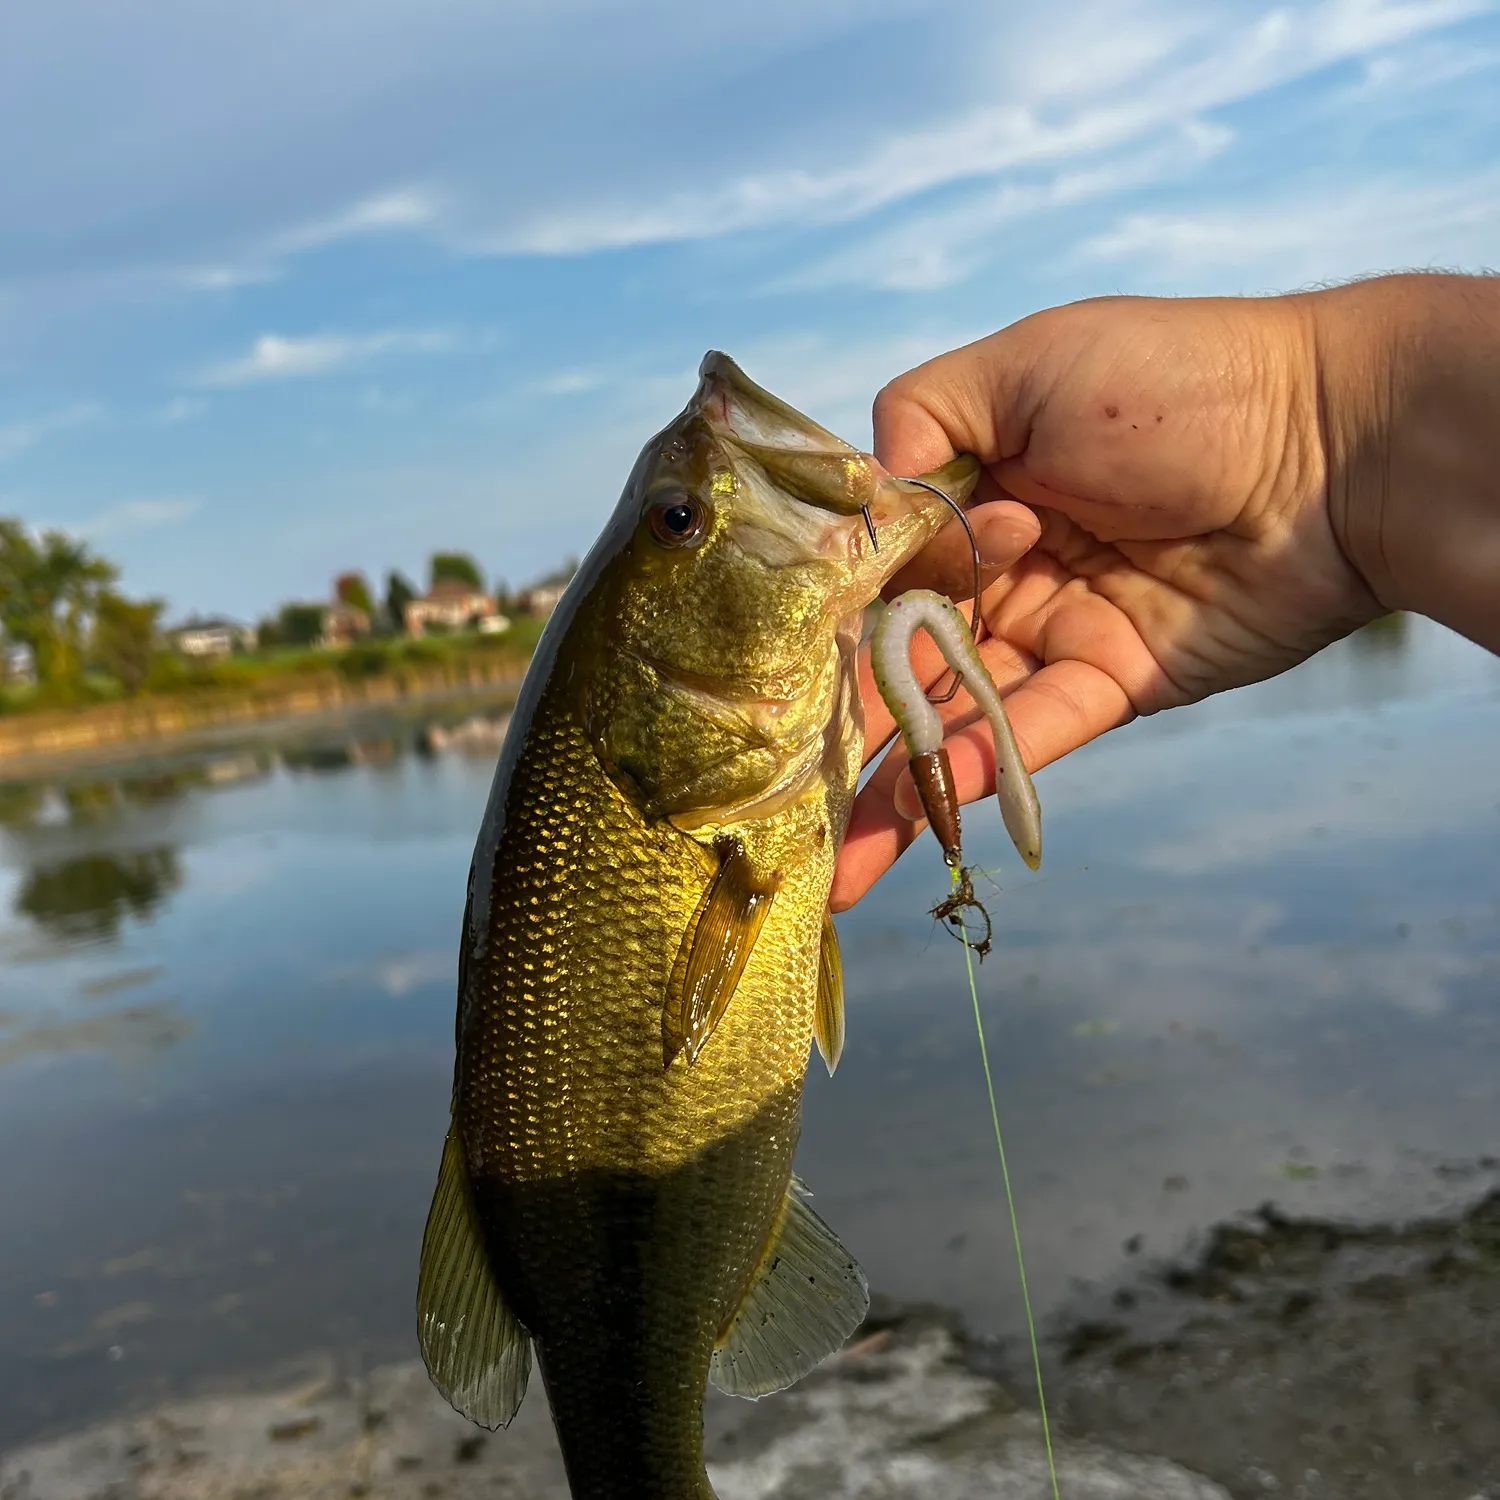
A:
[
  {"left": 465, "top": 672, "right": 816, "bottom": 1497},
  {"left": 417, "top": 352, "right": 981, "bottom": 1500}
]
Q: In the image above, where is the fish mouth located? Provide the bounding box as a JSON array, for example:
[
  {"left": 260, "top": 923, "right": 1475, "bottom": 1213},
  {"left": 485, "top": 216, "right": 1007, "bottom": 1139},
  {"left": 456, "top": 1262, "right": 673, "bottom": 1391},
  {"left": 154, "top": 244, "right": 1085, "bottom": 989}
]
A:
[
  {"left": 694, "top": 351, "right": 977, "bottom": 600},
  {"left": 696, "top": 352, "right": 880, "bottom": 519}
]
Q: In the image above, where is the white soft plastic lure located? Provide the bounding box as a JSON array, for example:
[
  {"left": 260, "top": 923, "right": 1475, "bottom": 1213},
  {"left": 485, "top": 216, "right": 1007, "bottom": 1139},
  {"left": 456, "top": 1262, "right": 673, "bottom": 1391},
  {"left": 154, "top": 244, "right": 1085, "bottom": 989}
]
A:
[{"left": 870, "top": 587, "right": 1041, "bottom": 876}]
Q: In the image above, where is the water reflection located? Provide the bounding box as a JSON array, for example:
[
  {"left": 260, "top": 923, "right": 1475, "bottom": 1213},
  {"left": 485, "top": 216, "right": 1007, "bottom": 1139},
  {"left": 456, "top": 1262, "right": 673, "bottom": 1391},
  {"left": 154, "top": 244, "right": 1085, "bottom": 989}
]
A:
[
  {"left": 0, "top": 1003, "right": 191, "bottom": 1067},
  {"left": 14, "top": 848, "right": 181, "bottom": 942},
  {"left": 62, "top": 782, "right": 122, "bottom": 821},
  {"left": 0, "top": 710, "right": 510, "bottom": 831},
  {"left": 0, "top": 706, "right": 513, "bottom": 950},
  {"left": 0, "top": 783, "right": 43, "bottom": 827},
  {"left": 280, "top": 744, "right": 356, "bottom": 773},
  {"left": 0, "top": 629, "right": 1496, "bottom": 1452}
]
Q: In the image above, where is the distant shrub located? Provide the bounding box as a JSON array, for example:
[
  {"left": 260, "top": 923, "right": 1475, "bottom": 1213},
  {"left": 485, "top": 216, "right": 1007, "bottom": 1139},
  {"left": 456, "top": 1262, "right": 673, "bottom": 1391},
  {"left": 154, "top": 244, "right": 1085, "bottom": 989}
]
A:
[
  {"left": 143, "top": 652, "right": 230, "bottom": 693},
  {"left": 338, "top": 642, "right": 390, "bottom": 679},
  {"left": 400, "top": 638, "right": 444, "bottom": 666}
]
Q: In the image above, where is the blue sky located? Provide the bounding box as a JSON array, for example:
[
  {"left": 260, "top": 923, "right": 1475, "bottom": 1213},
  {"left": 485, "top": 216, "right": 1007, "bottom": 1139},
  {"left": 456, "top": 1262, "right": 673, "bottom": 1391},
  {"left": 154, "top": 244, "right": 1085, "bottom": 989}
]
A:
[{"left": 1, "top": 0, "right": 1496, "bottom": 623}]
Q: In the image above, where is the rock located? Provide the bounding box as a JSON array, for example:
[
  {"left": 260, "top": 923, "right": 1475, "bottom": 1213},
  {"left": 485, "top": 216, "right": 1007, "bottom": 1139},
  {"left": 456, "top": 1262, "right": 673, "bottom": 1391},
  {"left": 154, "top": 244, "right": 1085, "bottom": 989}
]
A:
[
  {"left": 705, "top": 1319, "right": 1229, "bottom": 1500},
  {"left": 0, "top": 1316, "right": 1226, "bottom": 1500}
]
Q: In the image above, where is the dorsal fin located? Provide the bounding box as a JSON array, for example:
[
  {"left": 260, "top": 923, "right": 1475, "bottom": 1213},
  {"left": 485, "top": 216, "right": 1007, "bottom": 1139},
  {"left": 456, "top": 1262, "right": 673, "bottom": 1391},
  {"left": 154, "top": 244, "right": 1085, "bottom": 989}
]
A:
[
  {"left": 417, "top": 1129, "right": 531, "bottom": 1429},
  {"left": 709, "top": 1177, "right": 869, "bottom": 1398}
]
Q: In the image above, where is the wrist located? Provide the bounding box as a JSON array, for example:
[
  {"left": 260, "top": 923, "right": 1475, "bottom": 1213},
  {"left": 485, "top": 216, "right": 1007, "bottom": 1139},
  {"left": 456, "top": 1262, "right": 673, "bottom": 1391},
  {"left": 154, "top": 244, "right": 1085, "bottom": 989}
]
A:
[{"left": 1310, "top": 273, "right": 1500, "bottom": 652}]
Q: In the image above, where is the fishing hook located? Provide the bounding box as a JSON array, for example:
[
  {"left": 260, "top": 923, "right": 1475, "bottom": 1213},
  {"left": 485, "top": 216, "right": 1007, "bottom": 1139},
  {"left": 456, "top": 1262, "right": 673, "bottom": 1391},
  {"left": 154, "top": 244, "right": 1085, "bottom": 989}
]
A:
[{"left": 896, "top": 476, "right": 983, "bottom": 706}]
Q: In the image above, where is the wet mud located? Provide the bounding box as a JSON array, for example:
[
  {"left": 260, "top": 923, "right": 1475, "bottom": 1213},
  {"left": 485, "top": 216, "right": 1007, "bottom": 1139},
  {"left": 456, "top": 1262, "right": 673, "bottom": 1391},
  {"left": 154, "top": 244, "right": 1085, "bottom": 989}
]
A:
[
  {"left": 1041, "top": 1187, "right": 1500, "bottom": 1500},
  {"left": 1, "top": 1314, "right": 1223, "bottom": 1500},
  {"left": 3, "top": 1191, "right": 1496, "bottom": 1499}
]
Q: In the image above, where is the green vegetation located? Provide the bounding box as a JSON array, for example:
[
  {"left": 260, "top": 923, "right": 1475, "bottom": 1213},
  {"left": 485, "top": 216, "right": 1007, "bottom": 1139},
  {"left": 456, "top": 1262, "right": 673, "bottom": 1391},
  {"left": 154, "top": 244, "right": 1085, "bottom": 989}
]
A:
[
  {"left": 277, "top": 602, "right": 327, "bottom": 648},
  {"left": 386, "top": 570, "right": 417, "bottom": 627},
  {"left": 141, "top": 619, "right": 543, "bottom": 695},
  {"left": 430, "top": 551, "right": 484, "bottom": 590},
  {"left": 0, "top": 519, "right": 152, "bottom": 707},
  {"left": 335, "top": 571, "right": 375, "bottom": 615},
  {"left": 1, "top": 517, "right": 552, "bottom": 720},
  {"left": 92, "top": 592, "right": 164, "bottom": 695}
]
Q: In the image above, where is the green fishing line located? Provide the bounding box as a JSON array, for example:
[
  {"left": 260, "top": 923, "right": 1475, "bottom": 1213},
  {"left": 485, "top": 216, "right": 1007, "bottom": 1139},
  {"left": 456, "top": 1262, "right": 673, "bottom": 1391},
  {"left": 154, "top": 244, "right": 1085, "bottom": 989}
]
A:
[{"left": 952, "top": 864, "right": 1061, "bottom": 1500}]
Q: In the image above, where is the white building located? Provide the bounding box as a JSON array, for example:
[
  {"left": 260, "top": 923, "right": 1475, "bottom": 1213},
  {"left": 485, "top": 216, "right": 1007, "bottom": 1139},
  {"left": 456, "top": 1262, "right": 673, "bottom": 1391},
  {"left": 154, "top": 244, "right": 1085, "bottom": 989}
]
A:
[
  {"left": 2, "top": 641, "right": 36, "bottom": 685},
  {"left": 167, "top": 617, "right": 255, "bottom": 659},
  {"left": 404, "top": 581, "right": 499, "bottom": 636}
]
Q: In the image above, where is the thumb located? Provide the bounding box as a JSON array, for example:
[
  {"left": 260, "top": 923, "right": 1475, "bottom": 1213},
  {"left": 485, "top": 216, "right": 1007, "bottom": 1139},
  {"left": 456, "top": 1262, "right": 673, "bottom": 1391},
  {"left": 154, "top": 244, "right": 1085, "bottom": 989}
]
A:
[{"left": 872, "top": 319, "right": 1048, "bottom": 478}]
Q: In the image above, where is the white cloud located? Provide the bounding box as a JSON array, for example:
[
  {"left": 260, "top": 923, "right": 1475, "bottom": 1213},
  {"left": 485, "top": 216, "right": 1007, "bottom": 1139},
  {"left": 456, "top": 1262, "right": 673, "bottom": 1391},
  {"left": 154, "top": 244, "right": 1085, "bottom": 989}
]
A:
[
  {"left": 155, "top": 396, "right": 207, "bottom": 424},
  {"left": 1350, "top": 32, "right": 1500, "bottom": 93},
  {"left": 1082, "top": 168, "right": 1500, "bottom": 282},
  {"left": 0, "top": 403, "right": 102, "bottom": 464},
  {"left": 73, "top": 497, "right": 201, "bottom": 538},
  {"left": 198, "top": 327, "right": 463, "bottom": 387},
  {"left": 783, "top": 122, "right": 1232, "bottom": 293},
  {"left": 183, "top": 188, "right": 439, "bottom": 293},
  {"left": 527, "top": 368, "right": 607, "bottom": 397},
  {"left": 278, "top": 188, "right": 438, "bottom": 252},
  {"left": 461, "top": 0, "right": 1488, "bottom": 256},
  {"left": 0, "top": 0, "right": 1490, "bottom": 340},
  {"left": 184, "top": 264, "right": 280, "bottom": 292}
]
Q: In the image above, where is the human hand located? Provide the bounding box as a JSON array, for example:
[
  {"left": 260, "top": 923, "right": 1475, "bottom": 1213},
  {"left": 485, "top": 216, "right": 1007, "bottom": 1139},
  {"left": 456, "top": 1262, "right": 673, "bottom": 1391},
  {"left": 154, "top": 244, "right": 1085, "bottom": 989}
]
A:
[{"left": 832, "top": 292, "right": 1385, "bottom": 910}]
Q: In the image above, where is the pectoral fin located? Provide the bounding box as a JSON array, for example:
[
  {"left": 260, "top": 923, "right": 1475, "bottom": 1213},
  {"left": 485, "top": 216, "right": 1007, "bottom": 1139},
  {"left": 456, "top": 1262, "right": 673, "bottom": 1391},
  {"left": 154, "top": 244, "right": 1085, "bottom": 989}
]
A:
[
  {"left": 663, "top": 838, "right": 779, "bottom": 1066},
  {"left": 417, "top": 1129, "right": 531, "bottom": 1429},
  {"left": 710, "top": 1177, "right": 869, "bottom": 1398},
  {"left": 813, "top": 911, "right": 845, "bottom": 1076}
]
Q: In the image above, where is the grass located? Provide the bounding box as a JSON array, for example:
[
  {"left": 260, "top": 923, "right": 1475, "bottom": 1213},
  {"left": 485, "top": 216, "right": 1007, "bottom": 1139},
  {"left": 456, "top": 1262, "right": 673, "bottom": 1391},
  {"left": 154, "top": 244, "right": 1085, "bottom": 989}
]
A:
[{"left": 0, "top": 620, "right": 547, "bottom": 717}]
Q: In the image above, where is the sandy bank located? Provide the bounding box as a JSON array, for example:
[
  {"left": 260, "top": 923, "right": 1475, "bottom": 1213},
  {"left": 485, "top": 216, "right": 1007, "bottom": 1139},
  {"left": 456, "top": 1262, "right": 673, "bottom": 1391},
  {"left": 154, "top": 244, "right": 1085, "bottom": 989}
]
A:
[{"left": 0, "top": 1314, "right": 1225, "bottom": 1500}]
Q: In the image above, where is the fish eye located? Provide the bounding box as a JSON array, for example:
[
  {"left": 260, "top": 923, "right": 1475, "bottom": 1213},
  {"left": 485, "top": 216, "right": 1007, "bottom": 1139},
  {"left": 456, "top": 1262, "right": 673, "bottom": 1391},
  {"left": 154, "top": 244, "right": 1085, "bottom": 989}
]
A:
[{"left": 646, "top": 493, "right": 708, "bottom": 548}]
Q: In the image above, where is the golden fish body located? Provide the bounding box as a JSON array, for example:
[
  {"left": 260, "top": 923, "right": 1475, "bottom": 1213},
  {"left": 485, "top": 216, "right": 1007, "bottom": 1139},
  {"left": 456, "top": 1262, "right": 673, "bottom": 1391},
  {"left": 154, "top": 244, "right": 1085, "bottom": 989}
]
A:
[{"left": 418, "top": 354, "right": 974, "bottom": 1500}]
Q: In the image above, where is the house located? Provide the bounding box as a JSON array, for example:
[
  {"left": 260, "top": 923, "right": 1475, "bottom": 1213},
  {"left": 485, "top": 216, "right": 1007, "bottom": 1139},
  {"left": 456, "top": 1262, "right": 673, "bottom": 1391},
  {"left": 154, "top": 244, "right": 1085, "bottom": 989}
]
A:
[
  {"left": 1, "top": 641, "right": 36, "bottom": 686},
  {"left": 403, "top": 580, "right": 498, "bottom": 636},
  {"left": 167, "top": 617, "right": 255, "bottom": 659},
  {"left": 514, "top": 581, "right": 566, "bottom": 618},
  {"left": 319, "top": 601, "right": 371, "bottom": 648}
]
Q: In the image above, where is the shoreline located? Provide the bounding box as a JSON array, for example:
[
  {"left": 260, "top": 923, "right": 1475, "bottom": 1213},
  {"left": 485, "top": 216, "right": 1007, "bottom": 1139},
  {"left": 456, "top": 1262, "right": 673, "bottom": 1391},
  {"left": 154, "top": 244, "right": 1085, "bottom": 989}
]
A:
[
  {"left": 3, "top": 1187, "right": 1496, "bottom": 1498},
  {"left": 0, "top": 661, "right": 527, "bottom": 779},
  {"left": 0, "top": 1308, "right": 1226, "bottom": 1500}
]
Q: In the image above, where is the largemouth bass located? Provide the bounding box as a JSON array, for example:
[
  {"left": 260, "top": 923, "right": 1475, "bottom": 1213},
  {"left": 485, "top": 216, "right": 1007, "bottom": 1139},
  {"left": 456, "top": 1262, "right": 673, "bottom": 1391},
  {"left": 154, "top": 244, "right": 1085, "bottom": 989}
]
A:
[{"left": 418, "top": 354, "right": 1007, "bottom": 1500}]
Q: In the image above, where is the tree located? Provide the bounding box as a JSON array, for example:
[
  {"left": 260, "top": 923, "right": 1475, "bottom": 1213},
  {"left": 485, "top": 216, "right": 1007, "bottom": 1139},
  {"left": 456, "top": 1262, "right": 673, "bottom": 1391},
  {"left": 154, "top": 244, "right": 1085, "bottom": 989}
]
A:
[
  {"left": 278, "top": 602, "right": 326, "bottom": 647},
  {"left": 335, "top": 571, "right": 374, "bottom": 614},
  {"left": 92, "top": 591, "right": 163, "bottom": 695},
  {"left": 430, "top": 552, "right": 483, "bottom": 591},
  {"left": 0, "top": 519, "right": 117, "bottom": 701},
  {"left": 386, "top": 570, "right": 417, "bottom": 633}
]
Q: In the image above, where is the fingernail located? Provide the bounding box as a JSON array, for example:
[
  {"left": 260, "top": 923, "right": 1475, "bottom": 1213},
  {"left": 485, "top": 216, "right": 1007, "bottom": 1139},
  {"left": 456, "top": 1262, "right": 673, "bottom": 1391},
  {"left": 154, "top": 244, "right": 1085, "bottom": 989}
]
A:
[{"left": 893, "top": 770, "right": 923, "bottom": 822}]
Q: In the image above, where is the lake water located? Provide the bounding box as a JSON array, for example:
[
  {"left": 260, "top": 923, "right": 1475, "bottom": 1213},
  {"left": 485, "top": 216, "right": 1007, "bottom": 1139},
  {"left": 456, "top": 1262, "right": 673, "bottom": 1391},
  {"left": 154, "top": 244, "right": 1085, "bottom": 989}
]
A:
[{"left": 2, "top": 618, "right": 1498, "bottom": 1452}]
